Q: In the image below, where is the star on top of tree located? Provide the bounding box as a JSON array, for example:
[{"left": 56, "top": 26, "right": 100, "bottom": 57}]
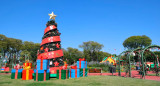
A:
[{"left": 48, "top": 12, "right": 57, "bottom": 20}]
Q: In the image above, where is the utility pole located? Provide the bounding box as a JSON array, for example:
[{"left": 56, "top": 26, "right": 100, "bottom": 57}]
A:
[{"left": 118, "top": 55, "right": 121, "bottom": 76}]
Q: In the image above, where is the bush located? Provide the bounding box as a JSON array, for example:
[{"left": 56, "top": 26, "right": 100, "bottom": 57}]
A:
[{"left": 87, "top": 61, "right": 113, "bottom": 72}]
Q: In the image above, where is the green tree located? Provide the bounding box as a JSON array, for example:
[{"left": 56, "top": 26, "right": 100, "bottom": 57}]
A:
[
  {"left": 30, "top": 43, "right": 40, "bottom": 62},
  {"left": 62, "top": 47, "right": 83, "bottom": 65},
  {"left": 8, "top": 38, "right": 22, "bottom": 53},
  {"left": 0, "top": 34, "right": 23, "bottom": 67},
  {"left": 123, "top": 35, "right": 152, "bottom": 49},
  {"left": 62, "top": 48, "right": 69, "bottom": 61},
  {"left": 20, "top": 50, "right": 31, "bottom": 62},
  {"left": 21, "top": 41, "right": 40, "bottom": 62},
  {"left": 7, "top": 38, "right": 22, "bottom": 64},
  {"left": 21, "top": 41, "right": 35, "bottom": 51},
  {"left": 0, "top": 34, "right": 8, "bottom": 56},
  {"left": 0, "top": 34, "right": 40, "bottom": 66},
  {"left": 79, "top": 41, "right": 104, "bottom": 61},
  {"left": 98, "top": 51, "right": 111, "bottom": 61},
  {"left": 143, "top": 51, "right": 160, "bottom": 62},
  {"left": 154, "top": 51, "right": 160, "bottom": 59}
]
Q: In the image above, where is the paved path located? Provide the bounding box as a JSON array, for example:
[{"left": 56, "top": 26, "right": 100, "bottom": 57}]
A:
[{"left": 88, "top": 70, "right": 160, "bottom": 81}]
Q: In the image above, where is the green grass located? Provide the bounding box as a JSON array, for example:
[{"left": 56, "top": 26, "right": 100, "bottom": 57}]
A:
[
  {"left": 0, "top": 71, "right": 10, "bottom": 73},
  {"left": 147, "top": 73, "right": 159, "bottom": 76},
  {"left": 0, "top": 75, "right": 160, "bottom": 86}
]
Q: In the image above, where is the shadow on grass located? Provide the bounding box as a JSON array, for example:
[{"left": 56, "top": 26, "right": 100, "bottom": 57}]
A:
[
  {"left": 26, "top": 82, "right": 68, "bottom": 86},
  {"left": 0, "top": 81, "right": 12, "bottom": 84},
  {"left": 88, "top": 82, "right": 104, "bottom": 85}
]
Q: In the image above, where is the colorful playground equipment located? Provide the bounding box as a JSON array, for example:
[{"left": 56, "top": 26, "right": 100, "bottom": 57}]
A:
[
  {"left": 118, "top": 45, "right": 160, "bottom": 79},
  {"left": 100, "top": 56, "right": 116, "bottom": 65}
]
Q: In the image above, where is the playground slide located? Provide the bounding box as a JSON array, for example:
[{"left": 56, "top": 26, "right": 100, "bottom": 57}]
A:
[{"left": 102, "top": 57, "right": 108, "bottom": 62}]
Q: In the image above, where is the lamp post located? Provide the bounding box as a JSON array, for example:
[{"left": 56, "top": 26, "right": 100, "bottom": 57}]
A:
[{"left": 118, "top": 55, "right": 121, "bottom": 76}]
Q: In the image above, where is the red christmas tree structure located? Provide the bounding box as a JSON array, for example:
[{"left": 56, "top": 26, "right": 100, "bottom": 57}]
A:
[{"left": 37, "top": 12, "right": 64, "bottom": 77}]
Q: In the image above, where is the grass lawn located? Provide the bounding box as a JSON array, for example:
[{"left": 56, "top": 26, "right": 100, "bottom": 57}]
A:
[
  {"left": 147, "top": 73, "right": 159, "bottom": 76},
  {"left": 0, "top": 71, "right": 10, "bottom": 73},
  {"left": 0, "top": 75, "right": 160, "bottom": 86}
]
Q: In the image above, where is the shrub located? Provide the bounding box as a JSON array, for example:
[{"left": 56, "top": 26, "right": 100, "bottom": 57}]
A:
[{"left": 87, "top": 61, "right": 113, "bottom": 72}]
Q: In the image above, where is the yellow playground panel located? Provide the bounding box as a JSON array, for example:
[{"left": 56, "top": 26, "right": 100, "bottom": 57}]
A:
[{"left": 100, "top": 56, "right": 116, "bottom": 65}]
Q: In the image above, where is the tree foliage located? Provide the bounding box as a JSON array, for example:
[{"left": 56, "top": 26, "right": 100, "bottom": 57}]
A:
[
  {"left": 62, "top": 47, "right": 83, "bottom": 65},
  {"left": 21, "top": 41, "right": 40, "bottom": 62},
  {"left": 0, "top": 34, "right": 8, "bottom": 52},
  {"left": 0, "top": 34, "right": 112, "bottom": 66},
  {"left": 144, "top": 51, "right": 160, "bottom": 62},
  {"left": 0, "top": 34, "right": 40, "bottom": 67},
  {"left": 79, "top": 41, "right": 106, "bottom": 61},
  {"left": 123, "top": 35, "right": 152, "bottom": 49}
]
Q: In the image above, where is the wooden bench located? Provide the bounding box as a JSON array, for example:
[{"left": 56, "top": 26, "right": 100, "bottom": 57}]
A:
[{"left": 89, "top": 69, "right": 102, "bottom": 73}]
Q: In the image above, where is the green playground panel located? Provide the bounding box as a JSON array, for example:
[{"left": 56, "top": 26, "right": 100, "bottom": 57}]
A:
[
  {"left": 102, "top": 57, "right": 108, "bottom": 61},
  {"left": 150, "top": 64, "right": 159, "bottom": 68}
]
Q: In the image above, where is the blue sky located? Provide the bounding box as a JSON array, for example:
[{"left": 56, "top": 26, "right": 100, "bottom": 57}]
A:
[{"left": 0, "top": 0, "right": 160, "bottom": 54}]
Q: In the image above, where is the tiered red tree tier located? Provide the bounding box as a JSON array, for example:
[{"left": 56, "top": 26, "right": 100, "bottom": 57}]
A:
[{"left": 38, "top": 22, "right": 64, "bottom": 71}]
